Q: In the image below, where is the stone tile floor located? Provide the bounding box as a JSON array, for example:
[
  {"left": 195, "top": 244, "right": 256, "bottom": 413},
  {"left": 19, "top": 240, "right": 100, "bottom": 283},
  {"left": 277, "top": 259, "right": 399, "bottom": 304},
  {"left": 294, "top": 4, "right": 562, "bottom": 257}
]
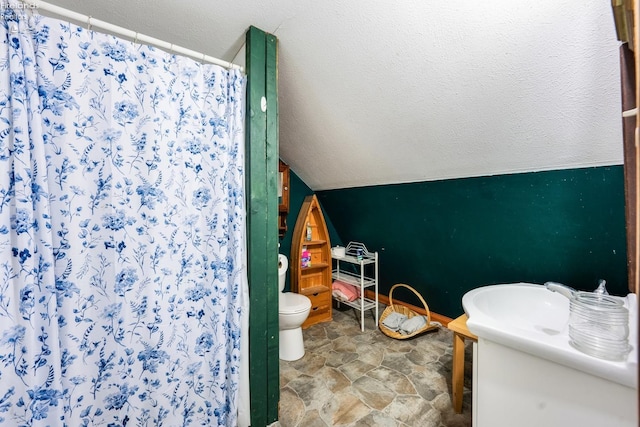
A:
[{"left": 275, "top": 304, "right": 473, "bottom": 427}]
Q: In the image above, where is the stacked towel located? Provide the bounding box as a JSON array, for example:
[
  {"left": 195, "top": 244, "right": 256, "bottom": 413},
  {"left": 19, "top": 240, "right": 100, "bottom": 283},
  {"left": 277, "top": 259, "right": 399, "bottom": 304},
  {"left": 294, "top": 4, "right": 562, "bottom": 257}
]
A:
[
  {"left": 398, "top": 315, "right": 427, "bottom": 335},
  {"left": 381, "top": 312, "right": 408, "bottom": 331},
  {"left": 332, "top": 280, "right": 360, "bottom": 302}
]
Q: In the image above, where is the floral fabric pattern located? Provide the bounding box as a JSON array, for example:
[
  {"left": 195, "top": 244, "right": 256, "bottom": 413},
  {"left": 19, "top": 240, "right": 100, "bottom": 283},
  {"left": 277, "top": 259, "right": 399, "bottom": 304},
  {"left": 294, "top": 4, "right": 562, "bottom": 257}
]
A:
[{"left": 0, "top": 4, "right": 247, "bottom": 426}]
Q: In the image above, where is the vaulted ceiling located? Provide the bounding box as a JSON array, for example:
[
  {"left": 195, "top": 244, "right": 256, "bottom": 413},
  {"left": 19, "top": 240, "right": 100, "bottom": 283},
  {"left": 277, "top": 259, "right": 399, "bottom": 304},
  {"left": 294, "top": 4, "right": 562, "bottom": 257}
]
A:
[{"left": 42, "top": 0, "right": 623, "bottom": 190}]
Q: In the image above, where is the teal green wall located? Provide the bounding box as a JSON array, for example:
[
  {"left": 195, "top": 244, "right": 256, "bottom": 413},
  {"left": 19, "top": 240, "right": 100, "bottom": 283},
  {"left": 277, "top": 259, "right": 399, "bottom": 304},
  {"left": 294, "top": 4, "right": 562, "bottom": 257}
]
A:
[
  {"left": 316, "top": 166, "right": 628, "bottom": 318},
  {"left": 279, "top": 167, "right": 343, "bottom": 291}
]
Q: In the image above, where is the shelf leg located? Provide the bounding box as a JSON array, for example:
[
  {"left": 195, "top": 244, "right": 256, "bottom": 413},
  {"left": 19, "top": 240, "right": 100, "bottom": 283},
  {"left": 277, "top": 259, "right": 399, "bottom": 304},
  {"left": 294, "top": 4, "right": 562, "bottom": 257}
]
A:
[
  {"left": 360, "top": 265, "right": 365, "bottom": 331},
  {"left": 373, "top": 252, "right": 378, "bottom": 328}
]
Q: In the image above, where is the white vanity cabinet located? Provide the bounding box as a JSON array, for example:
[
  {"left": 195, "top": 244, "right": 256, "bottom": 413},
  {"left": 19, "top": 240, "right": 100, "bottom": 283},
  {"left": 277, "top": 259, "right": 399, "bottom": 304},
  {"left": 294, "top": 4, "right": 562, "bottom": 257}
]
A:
[
  {"left": 472, "top": 338, "right": 637, "bottom": 427},
  {"left": 332, "top": 242, "right": 379, "bottom": 332}
]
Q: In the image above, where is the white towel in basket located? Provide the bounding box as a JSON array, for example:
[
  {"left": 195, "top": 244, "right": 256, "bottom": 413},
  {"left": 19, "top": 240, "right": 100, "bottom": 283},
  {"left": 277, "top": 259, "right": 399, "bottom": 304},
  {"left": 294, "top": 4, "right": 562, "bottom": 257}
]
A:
[
  {"left": 381, "top": 312, "right": 408, "bottom": 331},
  {"left": 399, "top": 315, "right": 428, "bottom": 335}
]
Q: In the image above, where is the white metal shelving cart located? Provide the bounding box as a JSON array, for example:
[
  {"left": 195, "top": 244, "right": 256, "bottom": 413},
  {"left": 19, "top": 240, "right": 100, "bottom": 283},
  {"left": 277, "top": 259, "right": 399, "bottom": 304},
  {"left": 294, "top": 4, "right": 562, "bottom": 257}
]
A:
[{"left": 332, "top": 241, "right": 378, "bottom": 332}]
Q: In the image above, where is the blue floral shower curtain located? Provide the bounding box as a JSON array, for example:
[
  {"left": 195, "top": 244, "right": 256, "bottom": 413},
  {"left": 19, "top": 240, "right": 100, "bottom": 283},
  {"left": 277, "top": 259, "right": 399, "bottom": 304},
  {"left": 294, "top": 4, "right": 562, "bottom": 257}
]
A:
[{"left": 0, "top": 4, "right": 248, "bottom": 426}]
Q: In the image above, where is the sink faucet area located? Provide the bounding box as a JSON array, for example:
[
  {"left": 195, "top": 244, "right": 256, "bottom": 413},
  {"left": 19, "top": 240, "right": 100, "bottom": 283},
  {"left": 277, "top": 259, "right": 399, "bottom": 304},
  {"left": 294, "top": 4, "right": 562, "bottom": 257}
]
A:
[
  {"left": 544, "top": 281, "right": 579, "bottom": 299},
  {"left": 462, "top": 282, "right": 638, "bottom": 427}
]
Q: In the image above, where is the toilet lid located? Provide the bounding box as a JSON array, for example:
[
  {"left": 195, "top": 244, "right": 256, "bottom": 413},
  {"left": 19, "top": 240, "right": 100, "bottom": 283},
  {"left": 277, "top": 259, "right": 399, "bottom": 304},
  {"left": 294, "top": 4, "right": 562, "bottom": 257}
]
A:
[{"left": 280, "top": 292, "right": 311, "bottom": 314}]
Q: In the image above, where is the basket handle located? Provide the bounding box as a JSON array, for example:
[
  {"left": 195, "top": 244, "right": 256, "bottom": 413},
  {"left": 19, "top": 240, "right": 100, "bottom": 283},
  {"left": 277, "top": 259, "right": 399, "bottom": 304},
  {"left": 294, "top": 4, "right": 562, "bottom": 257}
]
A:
[{"left": 388, "top": 283, "right": 431, "bottom": 324}]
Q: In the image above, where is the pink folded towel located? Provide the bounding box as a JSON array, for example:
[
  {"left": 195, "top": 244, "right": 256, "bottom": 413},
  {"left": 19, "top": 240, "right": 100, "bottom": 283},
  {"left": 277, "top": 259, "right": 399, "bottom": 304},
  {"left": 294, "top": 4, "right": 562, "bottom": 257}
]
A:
[{"left": 332, "top": 280, "right": 360, "bottom": 302}]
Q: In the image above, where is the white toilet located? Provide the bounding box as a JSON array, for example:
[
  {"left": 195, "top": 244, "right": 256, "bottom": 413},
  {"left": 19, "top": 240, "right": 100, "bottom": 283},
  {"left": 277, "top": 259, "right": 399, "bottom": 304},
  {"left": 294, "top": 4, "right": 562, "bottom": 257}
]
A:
[{"left": 278, "top": 254, "right": 311, "bottom": 361}]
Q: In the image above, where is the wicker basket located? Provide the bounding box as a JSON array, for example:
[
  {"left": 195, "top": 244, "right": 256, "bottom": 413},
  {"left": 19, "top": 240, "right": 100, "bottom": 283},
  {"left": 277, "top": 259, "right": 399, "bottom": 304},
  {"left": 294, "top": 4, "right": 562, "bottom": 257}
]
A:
[{"left": 379, "top": 283, "right": 440, "bottom": 339}]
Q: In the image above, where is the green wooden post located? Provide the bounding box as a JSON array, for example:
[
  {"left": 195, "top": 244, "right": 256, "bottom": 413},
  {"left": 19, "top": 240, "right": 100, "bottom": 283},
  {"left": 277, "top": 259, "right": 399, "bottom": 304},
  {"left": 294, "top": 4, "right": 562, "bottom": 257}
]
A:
[
  {"left": 246, "top": 25, "right": 279, "bottom": 426},
  {"left": 264, "top": 30, "right": 280, "bottom": 423}
]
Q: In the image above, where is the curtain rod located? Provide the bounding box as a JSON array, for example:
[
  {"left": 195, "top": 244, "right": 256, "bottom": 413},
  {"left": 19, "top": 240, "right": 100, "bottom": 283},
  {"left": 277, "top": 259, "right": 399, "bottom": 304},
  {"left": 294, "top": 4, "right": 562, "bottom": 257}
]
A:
[{"left": 19, "top": 0, "right": 244, "bottom": 72}]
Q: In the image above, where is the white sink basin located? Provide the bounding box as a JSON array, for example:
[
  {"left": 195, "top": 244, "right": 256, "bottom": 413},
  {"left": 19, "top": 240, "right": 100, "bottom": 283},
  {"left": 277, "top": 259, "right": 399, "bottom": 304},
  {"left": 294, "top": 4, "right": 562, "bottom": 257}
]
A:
[{"left": 462, "top": 282, "right": 637, "bottom": 389}]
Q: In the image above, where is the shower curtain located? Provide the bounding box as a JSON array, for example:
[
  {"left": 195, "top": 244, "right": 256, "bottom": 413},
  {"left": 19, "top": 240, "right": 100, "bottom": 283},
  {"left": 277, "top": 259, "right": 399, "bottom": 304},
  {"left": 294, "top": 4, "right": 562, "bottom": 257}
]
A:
[{"left": 0, "top": 3, "right": 248, "bottom": 426}]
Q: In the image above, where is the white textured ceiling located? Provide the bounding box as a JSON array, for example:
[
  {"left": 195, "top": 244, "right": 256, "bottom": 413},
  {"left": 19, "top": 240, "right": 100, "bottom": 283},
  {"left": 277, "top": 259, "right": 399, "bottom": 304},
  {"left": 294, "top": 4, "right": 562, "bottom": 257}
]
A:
[{"left": 40, "top": 0, "right": 623, "bottom": 190}]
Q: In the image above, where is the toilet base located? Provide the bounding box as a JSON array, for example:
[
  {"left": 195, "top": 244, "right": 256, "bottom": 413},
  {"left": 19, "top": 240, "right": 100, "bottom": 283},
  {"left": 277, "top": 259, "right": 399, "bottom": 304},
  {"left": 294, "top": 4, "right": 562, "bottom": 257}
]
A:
[{"left": 279, "top": 327, "right": 305, "bottom": 361}]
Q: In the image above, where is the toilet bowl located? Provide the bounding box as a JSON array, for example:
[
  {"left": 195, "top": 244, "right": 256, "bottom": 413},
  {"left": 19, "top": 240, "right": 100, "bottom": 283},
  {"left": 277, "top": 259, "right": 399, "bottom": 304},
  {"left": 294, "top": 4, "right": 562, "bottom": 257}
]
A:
[{"left": 278, "top": 254, "right": 311, "bottom": 361}]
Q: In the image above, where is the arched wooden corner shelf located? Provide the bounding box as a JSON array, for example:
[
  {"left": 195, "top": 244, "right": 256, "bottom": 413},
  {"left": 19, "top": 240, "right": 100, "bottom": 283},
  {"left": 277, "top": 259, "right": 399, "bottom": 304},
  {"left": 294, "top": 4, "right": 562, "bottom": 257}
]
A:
[{"left": 290, "top": 194, "right": 332, "bottom": 328}]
